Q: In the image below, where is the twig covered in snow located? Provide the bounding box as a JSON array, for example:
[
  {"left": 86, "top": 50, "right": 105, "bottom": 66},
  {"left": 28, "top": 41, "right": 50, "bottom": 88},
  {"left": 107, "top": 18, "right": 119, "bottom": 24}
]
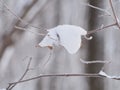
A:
[
  {"left": 99, "top": 70, "right": 120, "bottom": 80},
  {"left": 79, "top": 58, "right": 111, "bottom": 64}
]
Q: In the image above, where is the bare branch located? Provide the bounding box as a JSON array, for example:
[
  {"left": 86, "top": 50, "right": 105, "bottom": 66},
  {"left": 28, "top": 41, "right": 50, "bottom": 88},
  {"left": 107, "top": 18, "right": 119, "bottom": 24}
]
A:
[
  {"left": 109, "top": 0, "right": 118, "bottom": 22},
  {"left": 82, "top": 3, "right": 111, "bottom": 16},
  {"left": 7, "top": 57, "right": 32, "bottom": 90},
  {"left": 8, "top": 51, "right": 53, "bottom": 88},
  {"left": 109, "top": 0, "right": 120, "bottom": 29},
  {"left": 0, "top": 0, "right": 38, "bottom": 59},
  {"left": 87, "top": 23, "right": 116, "bottom": 35},
  {"left": 9, "top": 73, "right": 104, "bottom": 84},
  {"left": 9, "top": 71, "right": 120, "bottom": 85},
  {"left": 0, "top": 0, "right": 43, "bottom": 30},
  {"left": 14, "top": 26, "right": 45, "bottom": 36},
  {"left": 40, "top": 50, "right": 53, "bottom": 73},
  {"left": 15, "top": 23, "right": 117, "bottom": 39},
  {"left": 29, "top": 50, "right": 53, "bottom": 73}
]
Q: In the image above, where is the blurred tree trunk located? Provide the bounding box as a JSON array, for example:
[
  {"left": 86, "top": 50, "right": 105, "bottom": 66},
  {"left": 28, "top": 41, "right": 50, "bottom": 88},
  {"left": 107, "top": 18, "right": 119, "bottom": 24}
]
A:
[{"left": 87, "top": 0, "right": 105, "bottom": 90}]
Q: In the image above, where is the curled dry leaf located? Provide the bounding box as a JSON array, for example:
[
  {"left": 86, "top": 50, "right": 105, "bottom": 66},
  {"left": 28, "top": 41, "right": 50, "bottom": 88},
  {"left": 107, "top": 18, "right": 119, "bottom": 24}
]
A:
[{"left": 39, "top": 25, "right": 90, "bottom": 54}]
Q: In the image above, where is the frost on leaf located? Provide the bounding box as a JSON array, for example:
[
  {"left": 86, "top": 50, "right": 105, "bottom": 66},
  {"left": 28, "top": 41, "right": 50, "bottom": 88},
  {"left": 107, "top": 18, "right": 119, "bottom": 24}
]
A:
[{"left": 39, "top": 25, "right": 88, "bottom": 54}]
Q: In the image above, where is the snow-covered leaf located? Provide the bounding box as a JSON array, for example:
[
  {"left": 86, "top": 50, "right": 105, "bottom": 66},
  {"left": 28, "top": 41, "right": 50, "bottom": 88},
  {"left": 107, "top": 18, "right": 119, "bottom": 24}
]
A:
[
  {"left": 39, "top": 29, "right": 59, "bottom": 49},
  {"left": 99, "top": 70, "right": 120, "bottom": 79},
  {"left": 39, "top": 25, "right": 88, "bottom": 54}
]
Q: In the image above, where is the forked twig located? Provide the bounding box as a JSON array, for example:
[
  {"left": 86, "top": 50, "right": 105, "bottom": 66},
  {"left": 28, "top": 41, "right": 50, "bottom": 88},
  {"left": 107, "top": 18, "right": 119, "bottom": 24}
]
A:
[
  {"left": 109, "top": 0, "right": 120, "bottom": 29},
  {"left": 9, "top": 73, "right": 104, "bottom": 84},
  {"left": 8, "top": 71, "right": 120, "bottom": 85},
  {"left": 0, "top": 0, "right": 43, "bottom": 30},
  {"left": 7, "top": 57, "right": 32, "bottom": 90},
  {"left": 109, "top": 0, "right": 118, "bottom": 23},
  {"left": 87, "top": 23, "right": 116, "bottom": 35}
]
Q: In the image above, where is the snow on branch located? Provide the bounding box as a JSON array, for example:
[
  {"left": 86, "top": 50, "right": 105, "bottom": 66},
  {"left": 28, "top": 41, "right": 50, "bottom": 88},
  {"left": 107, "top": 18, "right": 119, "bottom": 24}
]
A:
[
  {"left": 79, "top": 58, "right": 111, "bottom": 64},
  {"left": 99, "top": 70, "right": 120, "bottom": 80}
]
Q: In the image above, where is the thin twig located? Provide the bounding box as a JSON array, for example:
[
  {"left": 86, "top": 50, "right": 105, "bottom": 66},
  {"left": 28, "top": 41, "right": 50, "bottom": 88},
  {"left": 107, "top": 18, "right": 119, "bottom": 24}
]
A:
[
  {"left": 87, "top": 23, "right": 116, "bottom": 35},
  {"left": 81, "top": 3, "right": 111, "bottom": 16},
  {"left": 0, "top": 0, "right": 38, "bottom": 59},
  {"left": 87, "top": 0, "right": 120, "bottom": 35},
  {"left": 7, "top": 57, "right": 32, "bottom": 90},
  {"left": 40, "top": 50, "right": 53, "bottom": 73},
  {"left": 29, "top": 50, "right": 53, "bottom": 72},
  {"left": 8, "top": 51, "right": 53, "bottom": 87},
  {"left": 0, "top": 0, "right": 43, "bottom": 30},
  {"left": 10, "top": 71, "right": 120, "bottom": 85},
  {"left": 14, "top": 26, "right": 45, "bottom": 36},
  {"left": 9, "top": 73, "right": 105, "bottom": 84},
  {"left": 109, "top": 0, "right": 120, "bottom": 29},
  {"left": 15, "top": 23, "right": 116, "bottom": 36},
  {"left": 109, "top": 0, "right": 118, "bottom": 22}
]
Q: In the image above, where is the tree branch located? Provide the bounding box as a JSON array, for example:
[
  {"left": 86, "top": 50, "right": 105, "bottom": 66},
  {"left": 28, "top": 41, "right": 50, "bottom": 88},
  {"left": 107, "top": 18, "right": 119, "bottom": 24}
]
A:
[
  {"left": 7, "top": 57, "right": 32, "bottom": 90},
  {"left": 14, "top": 26, "right": 45, "bottom": 36},
  {"left": 9, "top": 73, "right": 104, "bottom": 84},
  {"left": 0, "top": 0, "right": 42, "bottom": 30},
  {"left": 109, "top": 0, "right": 120, "bottom": 29},
  {"left": 0, "top": 0, "right": 38, "bottom": 59},
  {"left": 80, "top": 2, "right": 111, "bottom": 16},
  {"left": 87, "top": 23, "right": 116, "bottom": 35}
]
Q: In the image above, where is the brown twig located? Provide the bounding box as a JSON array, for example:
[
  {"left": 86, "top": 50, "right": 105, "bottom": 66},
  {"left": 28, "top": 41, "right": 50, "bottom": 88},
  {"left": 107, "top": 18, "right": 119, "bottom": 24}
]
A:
[
  {"left": 15, "top": 23, "right": 116, "bottom": 36},
  {"left": 9, "top": 70, "right": 120, "bottom": 85},
  {"left": 87, "top": 23, "right": 116, "bottom": 35},
  {"left": 0, "top": 0, "right": 43, "bottom": 30},
  {"left": 80, "top": 2, "right": 111, "bottom": 16},
  {"left": 9, "top": 73, "right": 104, "bottom": 84},
  {"left": 109, "top": 0, "right": 118, "bottom": 23},
  {"left": 87, "top": 0, "right": 120, "bottom": 35},
  {"left": 8, "top": 51, "right": 53, "bottom": 89},
  {"left": 29, "top": 50, "right": 53, "bottom": 72},
  {"left": 109, "top": 0, "right": 120, "bottom": 29},
  {"left": 0, "top": 0, "right": 38, "bottom": 59},
  {"left": 14, "top": 26, "right": 45, "bottom": 36},
  {"left": 7, "top": 57, "right": 32, "bottom": 90}
]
